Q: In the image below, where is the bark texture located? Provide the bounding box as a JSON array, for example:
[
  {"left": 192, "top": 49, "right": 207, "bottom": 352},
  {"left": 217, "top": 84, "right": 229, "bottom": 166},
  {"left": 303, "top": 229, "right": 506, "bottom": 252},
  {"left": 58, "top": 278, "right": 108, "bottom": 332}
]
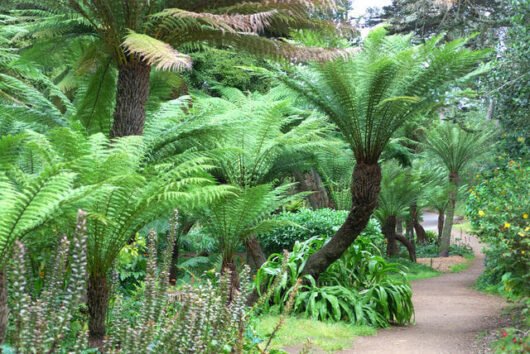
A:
[
  {"left": 0, "top": 270, "right": 7, "bottom": 345},
  {"left": 169, "top": 222, "right": 194, "bottom": 283},
  {"left": 301, "top": 162, "right": 381, "bottom": 279},
  {"left": 245, "top": 237, "right": 267, "bottom": 272},
  {"left": 396, "top": 234, "right": 417, "bottom": 262},
  {"left": 383, "top": 216, "right": 399, "bottom": 258},
  {"left": 412, "top": 204, "right": 428, "bottom": 245},
  {"left": 439, "top": 173, "right": 459, "bottom": 257},
  {"left": 110, "top": 60, "right": 151, "bottom": 138},
  {"left": 221, "top": 259, "right": 240, "bottom": 302},
  {"left": 437, "top": 211, "right": 445, "bottom": 245},
  {"left": 87, "top": 273, "right": 110, "bottom": 350}
]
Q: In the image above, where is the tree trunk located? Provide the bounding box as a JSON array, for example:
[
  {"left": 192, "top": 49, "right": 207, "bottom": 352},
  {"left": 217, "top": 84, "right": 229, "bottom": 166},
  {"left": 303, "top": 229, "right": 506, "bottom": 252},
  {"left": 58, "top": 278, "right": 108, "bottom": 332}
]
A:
[
  {"left": 383, "top": 216, "right": 399, "bottom": 258},
  {"left": 411, "top": 204, "right": 427, "bottom": 245},
  {"left": 395, "top": 234, "right": 416, "bottom": 262},
  {"left": 439, "top": 174, "right": 459, "bottom": 257},
  {"left": 301, "top": 162, "right": 381, "bottom": 279},
  {"left": 405, "top": 218, "right": 414, "bottom": 240},
  {"left": 110, "top": 60, "right": 151, "bottom": 138},
  {"left": 244, "top": 237, "right": 267, "bottom": 272},
  {"left": 437, "top": 210, "right": 445, "bottom": 245},
  {"left": 310, "top": 168, "right": 330, "bottom": 208},
  {"left": 221, "top": 259, "right": 240, "bottom": 302},
  {"left": 87, "top": 273, "right": 110, "bottom": 350},
  {"left": 293, "top": 169, "right": 320, "bottom": 209},
  {"left": 0, "top": 270, "right": 7, "bottom": 345},
  {"left": 396, "top": 217, "right": 403, "bottom": 236},
  {"left": 169, "top": 222, "right": 194, "bottom": 284}
]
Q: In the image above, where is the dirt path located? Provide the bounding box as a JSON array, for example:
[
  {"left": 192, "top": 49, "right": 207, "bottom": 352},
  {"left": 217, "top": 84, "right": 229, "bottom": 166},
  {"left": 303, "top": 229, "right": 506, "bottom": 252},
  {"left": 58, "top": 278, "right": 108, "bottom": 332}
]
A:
[{"left": 343, "top": 232, "right": 506, "bottom": 354}]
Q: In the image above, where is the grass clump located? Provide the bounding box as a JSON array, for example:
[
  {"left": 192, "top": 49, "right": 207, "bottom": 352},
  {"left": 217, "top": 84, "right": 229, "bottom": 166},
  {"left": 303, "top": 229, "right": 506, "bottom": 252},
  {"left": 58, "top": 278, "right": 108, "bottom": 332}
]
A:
[
  {"left": 388, "top": 258, "right": 441, "bottom": 281},
  {"left": 255, "top": 315, "right": 375, "bottom": 352}
]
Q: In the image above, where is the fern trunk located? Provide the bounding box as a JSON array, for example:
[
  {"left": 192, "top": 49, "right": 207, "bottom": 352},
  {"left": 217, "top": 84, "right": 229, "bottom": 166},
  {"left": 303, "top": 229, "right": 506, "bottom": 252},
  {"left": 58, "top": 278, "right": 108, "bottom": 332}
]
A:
[
  {"left": 412, "top": 204, "right": 427, "bottom": 245},
  {"left": 221, "top": 259, "right": 240, "bottom": 302},
  {"left": 0, "top": 270, "right": 7, "bottom": 345},
  {"left": 110, "top": 59, "right": 151, "bottom": 138},
  {"left": 87, "top": 272, "right": 110, "bottom": 350},
  {"left": 383, "top": 216, "right": 399, "bottom": 258},
  {"left": 437, "top": 211, "right": 445, "bottom": 245},
  {"left": 439, "top": 173, "right": 459, "bottom": 257},
  {"left": 245, "top": 237, "right": 267, "bottom": 272},
  {"left": 396, "top": 234, "right": 416, "bottom": 262},
  {"left": 301, "top": 162, "right": 381, "bottom": 279}
]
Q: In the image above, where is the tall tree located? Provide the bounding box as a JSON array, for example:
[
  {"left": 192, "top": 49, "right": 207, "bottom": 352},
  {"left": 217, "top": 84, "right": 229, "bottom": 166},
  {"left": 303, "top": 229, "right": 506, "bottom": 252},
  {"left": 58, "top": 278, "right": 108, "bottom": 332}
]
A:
[
  {"left": 270, "top": 27, "right": 488, "bottom": 279},
  {"left": 9, "top": 0, "right": 346, "bottom": 138},
  {"left": 423, "top": 123, "right": 491, "bottom": 256}
]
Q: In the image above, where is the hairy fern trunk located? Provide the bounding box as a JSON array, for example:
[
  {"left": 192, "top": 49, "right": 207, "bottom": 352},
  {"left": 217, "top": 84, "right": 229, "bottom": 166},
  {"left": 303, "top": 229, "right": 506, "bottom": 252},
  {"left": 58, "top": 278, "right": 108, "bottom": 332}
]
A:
[
  {"left": 110, "top": 60, "right": 151, "bottom": 138},
  {"left": 301, "top": 162, "right": 382, "bottom": 279},
  {"left": 221, "top": 260, "right": 240, "bottom": 302},
  {"left": 87, "top": 273, "right": 110, "bottom": 350},
  {"left": 437, "top": 211, "right": 445, "bottom": 245},
  {"left": 383, "top": 216, "right": 399, "bottom": 258},
  {"left": 0, "top": 270, "right": 7, "bottom": 345},
  {"left": 245, "top": 237, "right": 267, "bottom": 271},
  {"left": 411, "top": 204, "right": 427, "bottom": 245},
  {"left": 439, "top": 174, "right": 459, "bottom": 257}
]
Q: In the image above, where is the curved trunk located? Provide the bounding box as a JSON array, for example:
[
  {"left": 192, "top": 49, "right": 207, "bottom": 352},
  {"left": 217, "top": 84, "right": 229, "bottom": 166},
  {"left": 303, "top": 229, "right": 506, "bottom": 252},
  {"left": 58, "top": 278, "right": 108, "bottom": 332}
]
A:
[
  {"left": 301, "top": 162, "right": 381, "bottom": 279},
  {"left": 383, "top": 216, "right": 399, "bottom": 258},
  {"left": 293, "top": 169, "right": 319, "bottom": 210},
  {"left": 437, "top": 211, "right": 445, "bottom": 245},
  {"left": 244, "top": 237, "right": 267, "bottom": 272},
  {"left": 87, "top": 273, "right": 110, "bottom": 350},
  {"left": 0, "top": 270, "right": 7, "bottom": 345},
  {"left": 411, "top": 204, "right": 427, "bottom": 245},
  {"left": 310, "top": 168, "right": 330, "bottom": 208},
  {"left": 110, "top": 60, "right": 151, "bottom": 138},
  {"left": 221, "top": 259, "right": 240, "bottom": 302},
  {"left": 395, "top": 234, "right": 416, "bottom": 262},
  {"left": 439, "top": 173, "right": 459, "bottom": 257}
]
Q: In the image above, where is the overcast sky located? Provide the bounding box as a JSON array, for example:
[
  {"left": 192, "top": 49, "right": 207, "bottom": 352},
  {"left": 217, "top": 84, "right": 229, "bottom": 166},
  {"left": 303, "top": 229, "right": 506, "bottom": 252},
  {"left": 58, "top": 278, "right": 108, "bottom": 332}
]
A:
[{"left": 350, "top": 0, "right": 393, "bottom": 17}]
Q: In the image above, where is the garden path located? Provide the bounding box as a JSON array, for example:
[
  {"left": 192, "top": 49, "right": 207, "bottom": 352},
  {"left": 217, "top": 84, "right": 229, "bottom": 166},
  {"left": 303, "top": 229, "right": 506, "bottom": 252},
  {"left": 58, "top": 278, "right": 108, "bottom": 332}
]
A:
[{"left": 342, "top": 214, "right": 506, "bottom": 354}]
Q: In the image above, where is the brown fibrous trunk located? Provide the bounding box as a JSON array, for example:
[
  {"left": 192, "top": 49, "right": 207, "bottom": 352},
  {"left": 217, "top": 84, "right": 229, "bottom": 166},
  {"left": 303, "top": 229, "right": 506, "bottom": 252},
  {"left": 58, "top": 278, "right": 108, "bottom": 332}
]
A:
[
  {"left": 0, "top": 270, "right": 7, "bottom": 345},
  {"left": 110, "top": 59, "right": 151, "bottom": 138},
  {"left": 169, "top": 222, "right": 194, "bottom": 284},
  {"left": 439, "top": 173, "right": 459, "bottom": 257},
  {"left": 244, "top": 237, "right": 267, "bottom": 272},
  {"left": 411, "top": 204, "right": 427, "bottom": 245},
  {"left": 221, "top": 260, "right": 240, "bottom": 302},
  {"left": 395, "top": 234, "right": 417, "bottom": 262},
  {"left": 437, "top": 211, "right": 445, "bottom": 245},
  {"left": 301, "top": 162, "right": 382, "bottom": 279},
  {"left": 383, "top": 216, "right": 399, "bottom": 258},
  {"left": 87, "top": 273, "right": 110, "bottom": 351}
]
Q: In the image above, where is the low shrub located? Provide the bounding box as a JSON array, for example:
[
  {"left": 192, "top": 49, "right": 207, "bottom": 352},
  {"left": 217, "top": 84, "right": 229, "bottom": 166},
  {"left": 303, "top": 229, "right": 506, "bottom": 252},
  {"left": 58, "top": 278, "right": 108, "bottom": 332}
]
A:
[
  {"left": 467, "top": 158, "right": 529, "bottom": 296},
  {"left": 258, "top": 208, "right": 383, "bottom": 255},
  {"left": 256, "top": 236, "right": 414, "bottom": 327}
]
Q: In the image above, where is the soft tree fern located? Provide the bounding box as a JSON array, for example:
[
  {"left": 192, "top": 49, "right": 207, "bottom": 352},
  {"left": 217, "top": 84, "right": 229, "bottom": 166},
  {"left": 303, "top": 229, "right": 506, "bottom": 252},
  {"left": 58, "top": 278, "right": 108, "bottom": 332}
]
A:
[
  {"left": 6, "top": 0, "right": 347, "bottom": 138},
  {"left": 424, "top": 123, "right": 491, "bottom": 256},
  {"left": 269, "top": 27, "right": 489, "bottom": 279}
]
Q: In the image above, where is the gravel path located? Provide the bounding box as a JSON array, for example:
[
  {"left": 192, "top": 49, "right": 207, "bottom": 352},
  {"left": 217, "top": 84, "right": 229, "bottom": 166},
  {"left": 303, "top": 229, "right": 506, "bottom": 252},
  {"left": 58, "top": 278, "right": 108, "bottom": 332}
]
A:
[{"left": 343, "top": 226, "right": 506, "bottom": 354}]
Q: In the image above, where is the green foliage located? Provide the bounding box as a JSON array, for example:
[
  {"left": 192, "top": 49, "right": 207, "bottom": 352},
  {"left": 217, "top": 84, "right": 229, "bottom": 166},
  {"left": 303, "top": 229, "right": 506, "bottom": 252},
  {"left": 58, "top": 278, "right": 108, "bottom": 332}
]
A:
[
  {"left": 271, "top": 27, "right": 489, "bottom": 163},
  {"left": 4, "top": 211, "right": 89, "bottom": 352},
  {"left": 258, "top": 208, "right": 382, "bottom": 255},
  {"left": 201, "top": 184, "right": 295, "bottom": 264},
  {"left": 256, "top": 236, "right": 414, "bottom": 327},
  {"left": 467, "top": 158, "right": 529, "bottom": 296}
]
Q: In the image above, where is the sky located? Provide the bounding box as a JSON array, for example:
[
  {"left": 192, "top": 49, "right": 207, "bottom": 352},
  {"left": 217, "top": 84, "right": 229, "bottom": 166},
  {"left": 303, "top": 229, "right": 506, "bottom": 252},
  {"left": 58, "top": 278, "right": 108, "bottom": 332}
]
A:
[{"left": 350, "top": 0, "right": 393, "bottom": 17}]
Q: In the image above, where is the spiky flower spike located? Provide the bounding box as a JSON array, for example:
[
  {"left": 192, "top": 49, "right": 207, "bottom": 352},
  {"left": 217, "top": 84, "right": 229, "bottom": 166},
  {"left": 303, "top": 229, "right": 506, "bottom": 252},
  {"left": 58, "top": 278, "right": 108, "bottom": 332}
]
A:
[{"left": 7, "top": 210, "right": 89, "bottom": 352}]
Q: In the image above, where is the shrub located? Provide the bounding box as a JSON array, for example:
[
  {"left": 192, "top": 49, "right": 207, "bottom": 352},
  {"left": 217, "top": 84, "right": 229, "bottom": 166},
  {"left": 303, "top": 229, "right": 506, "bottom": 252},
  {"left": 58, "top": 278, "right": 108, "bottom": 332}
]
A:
[
  {"left": 256, "top": 236, "right": 414, "bottom": 327},
  {"left": 259, "top": 208, "right": 383, "bottom": 255},
  {"left": 3, "top": 211, "right": 89, "bottom": 353},
  {"left": 467, "top": 158, "right": 529, "bottom": 296}
]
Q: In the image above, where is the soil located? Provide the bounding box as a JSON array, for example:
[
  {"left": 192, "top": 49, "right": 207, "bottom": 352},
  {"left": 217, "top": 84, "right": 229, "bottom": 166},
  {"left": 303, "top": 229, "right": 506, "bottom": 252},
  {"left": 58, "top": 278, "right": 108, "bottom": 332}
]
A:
[
  {"left": 285, "top": 229, "right": 507, "bottom": 354},
  {"left": 416, "top": 255, "right": 469, "bottom": 272}
]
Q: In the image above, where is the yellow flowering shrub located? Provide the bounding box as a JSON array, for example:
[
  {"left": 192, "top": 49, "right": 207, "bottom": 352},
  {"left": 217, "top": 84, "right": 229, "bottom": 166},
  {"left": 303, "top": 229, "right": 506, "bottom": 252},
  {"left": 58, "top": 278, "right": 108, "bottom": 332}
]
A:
[{"left": 467, "top": 158, "right": 529, "bottom": 296}]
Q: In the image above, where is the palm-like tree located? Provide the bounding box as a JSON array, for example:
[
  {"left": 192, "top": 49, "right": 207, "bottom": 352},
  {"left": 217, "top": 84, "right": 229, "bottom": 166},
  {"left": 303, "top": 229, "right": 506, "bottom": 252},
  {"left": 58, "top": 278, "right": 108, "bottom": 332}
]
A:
[
  {"left": 9, "top": 0, "right": 345, "bottom": 138},
  {"left": 274, "top": 27, "right": 488, "bottom": 279},
  {"left": 423, "top": 123, "right": 491, "bottom": 256},
  {"left": 374, "top": 163, "right": 419, "bottom": 261}
]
